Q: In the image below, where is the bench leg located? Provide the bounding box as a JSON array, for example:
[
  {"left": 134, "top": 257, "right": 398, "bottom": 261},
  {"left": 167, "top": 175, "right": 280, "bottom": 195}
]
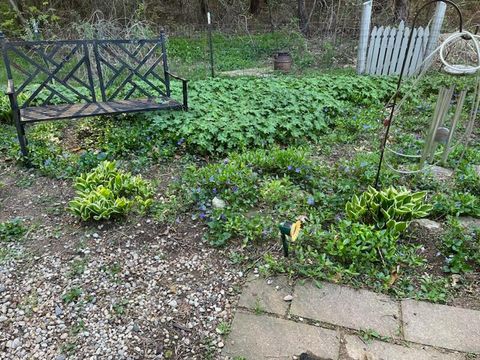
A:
[
  {"left": 13, "top": 110, "right": 28, "bottom": 157},
  {"left": 182, "top": 80, "right": 188, "bottom": 111}
]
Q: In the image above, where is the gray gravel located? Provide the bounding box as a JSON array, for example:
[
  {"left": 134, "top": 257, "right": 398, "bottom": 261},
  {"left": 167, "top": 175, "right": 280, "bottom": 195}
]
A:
[{"left": 0, "top": 221, "right": 243, "bottom": 359}]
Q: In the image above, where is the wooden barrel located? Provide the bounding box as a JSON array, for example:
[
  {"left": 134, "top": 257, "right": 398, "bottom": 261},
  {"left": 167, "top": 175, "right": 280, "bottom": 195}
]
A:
[{"left": 274, "top": 52, "right": 292, "bottom": 72}]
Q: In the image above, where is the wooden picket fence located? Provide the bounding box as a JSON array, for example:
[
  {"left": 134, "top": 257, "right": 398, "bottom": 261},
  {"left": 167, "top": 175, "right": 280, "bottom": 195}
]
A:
[{"left": 364, "top": 21, "right": 430, "bottom": 76}]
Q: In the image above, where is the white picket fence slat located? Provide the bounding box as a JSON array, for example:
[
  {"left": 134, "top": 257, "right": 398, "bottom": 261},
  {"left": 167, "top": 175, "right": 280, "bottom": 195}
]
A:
[{"left": 363, "top": 21, "right": 430, "bottom": 76}]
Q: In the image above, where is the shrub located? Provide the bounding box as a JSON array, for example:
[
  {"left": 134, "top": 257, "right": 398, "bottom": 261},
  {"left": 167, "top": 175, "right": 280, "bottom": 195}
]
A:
[
  {"left": 345, "top": 186, "right": 432, "bottom": 235},
  {"left": 69, "top": 161, "right": 153, "bottom": 221}
]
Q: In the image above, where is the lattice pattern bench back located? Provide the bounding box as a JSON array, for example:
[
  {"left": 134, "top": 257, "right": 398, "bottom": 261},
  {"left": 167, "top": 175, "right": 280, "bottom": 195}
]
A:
[{"left": 1, "top": 33, "right": 171, "bottom": 109}]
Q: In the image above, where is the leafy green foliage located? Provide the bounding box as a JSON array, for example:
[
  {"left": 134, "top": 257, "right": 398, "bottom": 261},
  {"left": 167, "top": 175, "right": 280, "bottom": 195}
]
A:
[
  {"left": 431, "top": 192, "right": 480, "bottom": 218},
  {"left": 69, "top": 161, "right": 153, "bottom": 221},
  {"left": 455, "top": 165, "right": 480, "bottom": 195},
  {"left": 415, "top": 275, "right": 451, "bottom": 303},
  {"left": 0, "top": 218, "right": 27, "bottom": 242},
  {"left": 288, "top": 218, "right": 424, "bottom": 286},
  {"left": 345, "top": 186, "right": 432, "bottom": 235},
  {"left": 149, "top": 75, "right": 394, "bottom": 154},
  {"left": 161, "top": 146, "right": 319, "bottom": 246},
  {"left": 311, "top": 220, "right": 407, "bottom": 272},
  {"left": 62, "top": 287, "right": 83, "bottom": 304},
  {"left": 441, "top": 218, "right": 480, "bottom": 274}
]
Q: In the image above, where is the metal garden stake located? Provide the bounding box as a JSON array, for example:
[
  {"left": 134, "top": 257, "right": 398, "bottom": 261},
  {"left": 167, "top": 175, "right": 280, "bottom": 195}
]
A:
[{"left": 207, "top": 12, "right": 215, "bottom": 78}]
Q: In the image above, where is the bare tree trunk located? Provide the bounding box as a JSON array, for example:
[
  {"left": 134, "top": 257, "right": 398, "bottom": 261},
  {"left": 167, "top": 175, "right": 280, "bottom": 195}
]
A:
[
  {"left": 394, "top": 0, "right": 408, "bottom": 22},
  {"left": 249, "top": 0, "right": 261, "bottom": 15},
  {"left": 8, "top": 0, "right": 27, "bottom": 26},
  {"left": 298, "top": 0, "right": 317, "bottom": 36},
  {"left": 199, "top": 0, "right": 208, "bottom": 22},
  {"left": 266, "top": 0, "right": 275, "bottom": 32},
  {"left": 298, "top": 0, "right": 308, "bottom": 36}
]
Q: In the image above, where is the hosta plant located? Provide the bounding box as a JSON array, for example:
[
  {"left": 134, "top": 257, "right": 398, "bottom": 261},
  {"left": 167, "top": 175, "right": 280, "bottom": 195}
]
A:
[
  {"left": 69, "top": 161, "right": 153, "bottom": 221},
  {"left": 345, "top": 186, "right": 432, "bottom": 235}
]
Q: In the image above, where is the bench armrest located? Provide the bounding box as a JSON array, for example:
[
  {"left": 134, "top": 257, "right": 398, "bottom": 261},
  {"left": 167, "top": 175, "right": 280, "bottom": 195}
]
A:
[
  {"left": 5, "top": 79, "right": 14, "bottom": 95},
  {"left": 165, "top": 72, "right": 188, "bottom": 110},
  {"left": 166, "top": 71, "right": 188, "bottom": 83}
]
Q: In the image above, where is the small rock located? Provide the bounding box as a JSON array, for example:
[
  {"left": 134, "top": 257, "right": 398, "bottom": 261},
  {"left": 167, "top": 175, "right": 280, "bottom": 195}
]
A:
[
  {"left": 212, "top": 197, "right": 226, "bottom": 209},
  {"left": 55, "top": 355, "right": 66, "bottom": 360},
  {"left": 412, "top": 218, "right": 442, "bottom": 231},
  {"left": 429, "top": 165, "right": 453, "bottom": 182},
  {"left": 458, "top": 216, "right": 480, "bottom": 229},
  {"left": 55, "top": 305, "right": 63, "bottom": 317},
  {"left": 168, "top": 300, "right": 178, "bottom": 308},
  {"left": 11, "top": 338, "right": 21, "bottom": 349},
  {"left": 0, "top": 316, "right": 7, "bottom": 322},
  {"left": 283, "top": 294, "right": 294, "bottom": 302},
  {"left": 217, "top": 341, "right": 224, "bottom": 348}
]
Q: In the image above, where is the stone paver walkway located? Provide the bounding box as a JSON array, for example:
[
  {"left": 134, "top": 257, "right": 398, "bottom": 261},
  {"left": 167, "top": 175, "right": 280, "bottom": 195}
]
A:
[{"left": 223, "top": 276, "right": 480, "bottom": 359}]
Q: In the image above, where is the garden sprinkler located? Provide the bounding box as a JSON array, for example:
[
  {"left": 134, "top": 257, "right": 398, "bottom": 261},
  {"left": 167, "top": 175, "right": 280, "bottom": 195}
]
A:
[{"left": 278, "top": 220, "right": 301, "bottom": 258}]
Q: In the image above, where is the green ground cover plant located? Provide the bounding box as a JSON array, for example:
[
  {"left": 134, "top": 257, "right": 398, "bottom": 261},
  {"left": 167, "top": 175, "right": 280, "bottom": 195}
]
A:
[
  {"left": 0, "top": 73, "right": 393, "bottom": 177},
  {"left": 0, "top": 218, "right": 27, "bottom": 242},
  {"left": 148, "top": 75, "right": 395, "bottom": 154},
  {"left": 0, "top": 68, "right": 478, "bottom": 304},
  {"left": 441, "top": 218, "right": 480, "bottom": 274},
  {"left": 69, "top": 161, "right": 153, "bottom": 221}
]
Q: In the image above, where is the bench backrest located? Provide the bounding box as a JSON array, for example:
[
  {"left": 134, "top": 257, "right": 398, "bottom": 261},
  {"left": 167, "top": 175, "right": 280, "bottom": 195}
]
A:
[{"left": 0, "top": 32, "right": 171, "bottom": 109}]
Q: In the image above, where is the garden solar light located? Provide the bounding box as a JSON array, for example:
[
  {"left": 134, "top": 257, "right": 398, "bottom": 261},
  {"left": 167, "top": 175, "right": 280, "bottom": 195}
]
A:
[{"left": 279, "top": 220, "right": 301, "bottom": 258}]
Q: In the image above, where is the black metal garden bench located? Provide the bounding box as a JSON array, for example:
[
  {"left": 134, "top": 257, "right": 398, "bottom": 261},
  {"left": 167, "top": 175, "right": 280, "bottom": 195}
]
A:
[{"left": 0, "top": 31, "right": 188, "bottom": 157}]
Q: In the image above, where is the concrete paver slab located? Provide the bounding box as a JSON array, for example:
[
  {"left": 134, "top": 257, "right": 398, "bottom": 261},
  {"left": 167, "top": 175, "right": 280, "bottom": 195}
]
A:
[
  {"left": 223, "top": 311, "right": 340, "bottom": 360},
  {"left": 402, "top": 299, "right": 480, "bottom": 353},
  {"left": 291, "top": 282, "right": 400, "bottom": 337},
  {"left": 238, "top": 275, "right": 291, "bottom": 316},
  {"left": 344, "top": 335, "right": 465, "bottom": 360}
]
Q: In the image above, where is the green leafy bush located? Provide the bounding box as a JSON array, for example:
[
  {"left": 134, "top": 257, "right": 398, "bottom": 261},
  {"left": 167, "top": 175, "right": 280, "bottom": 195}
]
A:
[
  {"left": 163, "top": 146, "right": 318, "bottom": 246},
  {"left": 69, "top": 161, "right": 153, "bottom": 221},
  {"left": 441, "top": 218, "right": 480, "bottom": 274},
  {"left": 345, "top": 186, "right": 432, "bottom": 235}
]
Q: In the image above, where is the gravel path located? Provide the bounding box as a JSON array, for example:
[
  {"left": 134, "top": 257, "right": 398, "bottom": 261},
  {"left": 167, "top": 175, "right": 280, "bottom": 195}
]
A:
[{"left": 0, "top": 164, "right": 243, "bottom": 359}]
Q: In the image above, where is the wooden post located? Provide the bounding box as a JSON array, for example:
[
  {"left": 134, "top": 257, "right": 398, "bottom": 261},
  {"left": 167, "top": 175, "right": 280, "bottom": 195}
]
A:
[
  {"left": 424, "top": 2, "right": 446, "bottom": 65},
  {"left": 357, "top": 0, "right": 372, "bottom": 74}
]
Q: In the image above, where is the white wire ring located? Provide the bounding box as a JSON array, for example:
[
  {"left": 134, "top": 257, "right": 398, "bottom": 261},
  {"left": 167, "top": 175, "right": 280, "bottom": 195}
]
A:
[{"left": 439, "top": 31, "right": 480, "bottom": 73}]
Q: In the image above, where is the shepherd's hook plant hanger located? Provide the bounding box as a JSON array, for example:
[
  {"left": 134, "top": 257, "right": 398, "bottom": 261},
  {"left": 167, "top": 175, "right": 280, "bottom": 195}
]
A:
[{"left": 373, "top": 0, "right": 466, "bottom": 189}]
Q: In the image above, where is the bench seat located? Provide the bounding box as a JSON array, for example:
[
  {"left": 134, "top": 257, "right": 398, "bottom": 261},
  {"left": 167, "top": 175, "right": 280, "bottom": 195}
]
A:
[{"left": 20, "top": 98, "right": 183, "bottom": 123}]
